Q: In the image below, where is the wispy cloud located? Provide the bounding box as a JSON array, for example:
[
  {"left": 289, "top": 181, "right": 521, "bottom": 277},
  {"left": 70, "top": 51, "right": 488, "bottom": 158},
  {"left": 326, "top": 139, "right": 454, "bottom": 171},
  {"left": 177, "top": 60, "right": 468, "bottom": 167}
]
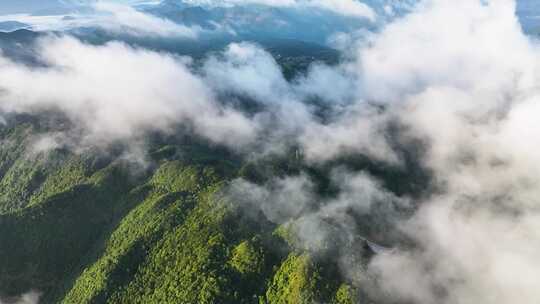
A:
[
  {"left": 0, "top": 36, "right": 255, "bottom": 147},
  {"left": 0, "top": 2, "right": 200, "bottom": 38},
  {"left": 0, "top": 291, "right": 41, "bottom": 304},
  {"left": 92, "top": 2, "right": 200, "bottom": 37},
  {"left": 180, "top": 0, "right": 376, "bottom": 20}
]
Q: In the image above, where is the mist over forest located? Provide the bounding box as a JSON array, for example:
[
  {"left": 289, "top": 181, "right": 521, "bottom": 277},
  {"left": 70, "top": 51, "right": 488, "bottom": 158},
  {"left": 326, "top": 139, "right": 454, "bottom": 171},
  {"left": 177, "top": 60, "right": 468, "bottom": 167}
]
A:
[{"left": 0, "top": 1, "right": 539, "bottom": 304}]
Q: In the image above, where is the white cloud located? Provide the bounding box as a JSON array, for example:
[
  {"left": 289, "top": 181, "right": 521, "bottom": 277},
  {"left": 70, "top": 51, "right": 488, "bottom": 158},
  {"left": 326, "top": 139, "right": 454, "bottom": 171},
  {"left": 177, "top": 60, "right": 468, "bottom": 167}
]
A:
[
  {"left": 228, "top": 174, "right": 317, "bottom": 223},
  {"left": 298, "top": 104, "right": 398, "bottom": 163},
  {"left": 227, "top": 168, "right": 407, "bottom": 264},
  {"left": 202, "top": 42, "right": 397, "bottom": 161},
  {"left": 346, "top": 1, "right": 540, "bottom": 303},
  {"left": 182, "top": 0, "right": 376, "bottom": 19},
  {"left": 358, "top": 0, "right": 534, "bottom": 102},
  {"left": 0, "top": 2, "right": 199, "bottom": 38},
  {"left": 203, "top": 42, "right": 292, "bottom": 104},
  {"left": 307, "top": 0, "right": 376, "bottom": 19},
  {"left": 0, "top": 14, "right": 68, "bottom": 31},
  {"left": 0, "top": 291, "right": 41, "bottom": 304},
  {"left": 92, "top": 2, "right": 200, "bottom": 37},
  {"left": 0, "top": 36, "right": 256, "bottom": 148}
]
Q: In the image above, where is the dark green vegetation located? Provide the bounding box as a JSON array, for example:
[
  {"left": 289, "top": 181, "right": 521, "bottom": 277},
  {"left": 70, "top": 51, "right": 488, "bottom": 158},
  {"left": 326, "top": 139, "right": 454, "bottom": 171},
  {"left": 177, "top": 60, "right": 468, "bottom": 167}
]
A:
[
  {"left": 0, "top": 111, "right": 429, "bottom": 303},
  {"left": 0, "top": 114, "right": 377, "bottom": 304}
]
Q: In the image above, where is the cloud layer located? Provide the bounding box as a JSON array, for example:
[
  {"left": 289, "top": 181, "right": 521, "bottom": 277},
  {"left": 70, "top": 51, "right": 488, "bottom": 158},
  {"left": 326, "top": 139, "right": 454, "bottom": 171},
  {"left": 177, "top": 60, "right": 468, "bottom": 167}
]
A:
[
  {"left": 0, "top": 2, "right": 200, "bottom": 38},
  {"left": 0, "top": 36, "right": 256, "bottom": 147},
  {"left": 352, "top": 1, "right": 540, "bottom": 303},
  {"left": 220, "top": 1, "right": 540, "bottom": 303},
  {"left": 179, "top": 0, "right": 376, "bottom": 19},
  {"left": 92, "top": 2, "right": 200, "bottom": 37}
]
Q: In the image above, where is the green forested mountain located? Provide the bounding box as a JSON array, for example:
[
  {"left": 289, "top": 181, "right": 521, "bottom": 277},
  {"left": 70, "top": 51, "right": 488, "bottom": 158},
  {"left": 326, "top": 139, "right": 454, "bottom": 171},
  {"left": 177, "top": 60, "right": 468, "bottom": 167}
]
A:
[
  {"left": 0, "top": 113, "right": 377, "bottom": 304},
  {"left": 0, "top": 28, "right": 391, "bottom": 303}
]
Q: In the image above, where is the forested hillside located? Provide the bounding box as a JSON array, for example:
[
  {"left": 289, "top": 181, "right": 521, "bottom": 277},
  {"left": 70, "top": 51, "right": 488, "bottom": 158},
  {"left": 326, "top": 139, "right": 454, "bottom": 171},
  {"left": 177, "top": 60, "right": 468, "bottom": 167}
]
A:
[
  {"left": 0, "top": 26, "right": 392, "bottom": 303},
  {"left": 0, "top": 112, "right": 406, "bottom": 304}
]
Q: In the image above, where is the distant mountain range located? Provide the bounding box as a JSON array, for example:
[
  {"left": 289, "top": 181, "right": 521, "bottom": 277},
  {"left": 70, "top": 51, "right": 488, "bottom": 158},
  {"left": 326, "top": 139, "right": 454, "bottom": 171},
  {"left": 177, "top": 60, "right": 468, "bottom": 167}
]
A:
[
  {"left": 139, "top": 0, "right": 393, "bottom": 44},
  {"left": 0, "top": 28, "right": 340, "bottom": 81},
  {"left": 0, "top": 0, "right": 77, "bottom": 15},
  {"left": 0, "top": 0, "right": 383, "bottom": 45},
  {"left": 0, "top": 29, "right": 42, "bottom": 64},
  {"left": 0, "top": 0, "right": 537, "bottom": 36},
  {"left": 0, "top": 21, "right": 31, "bottom": 32}
]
